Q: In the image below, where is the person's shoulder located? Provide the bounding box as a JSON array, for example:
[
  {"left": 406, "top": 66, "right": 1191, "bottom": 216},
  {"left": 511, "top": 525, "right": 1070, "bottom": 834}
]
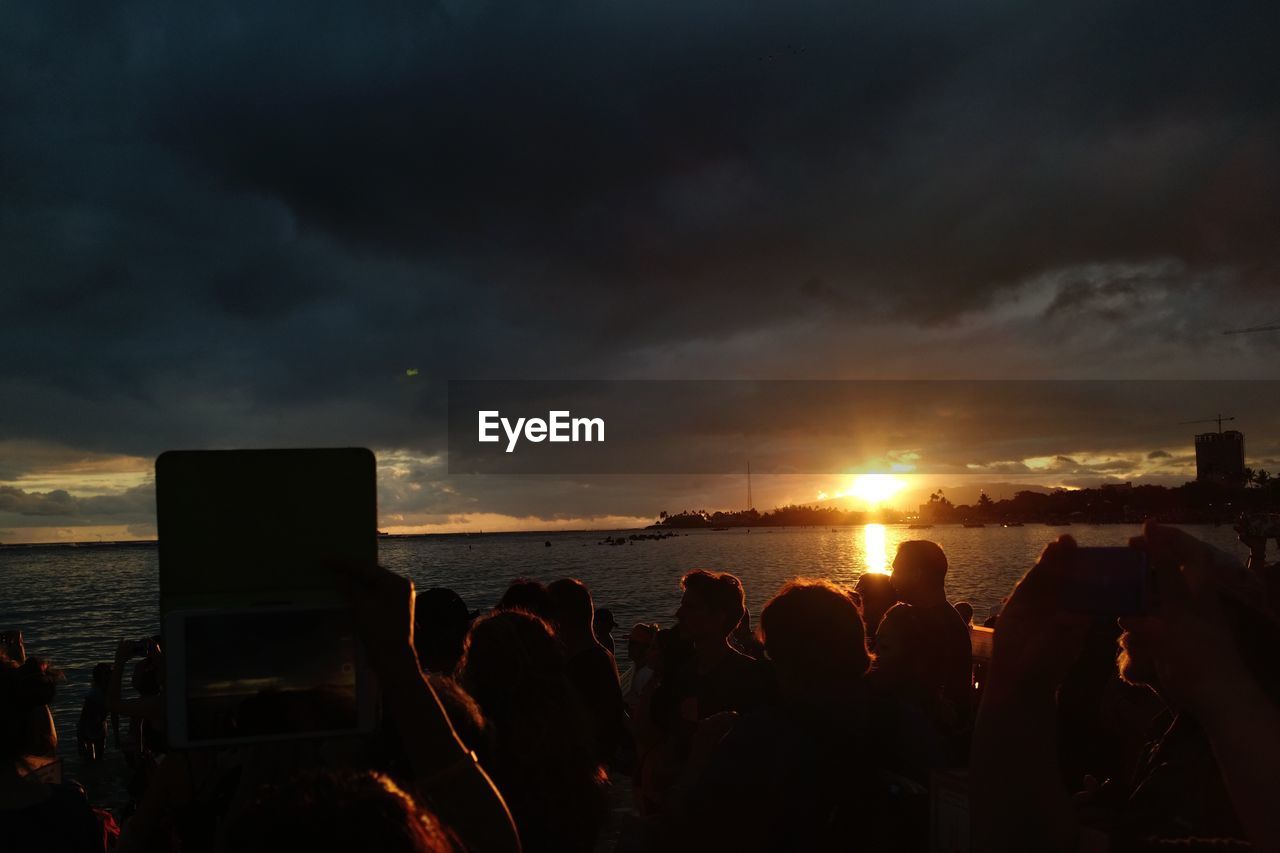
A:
[
  {"left": 934, "top": 604, "right": 973, "bottom": 644},
  {"left": 913, "top": 601, "right": 967, "bottom": 629},
  {"left": 734, "top": 650, "right": 777, "bottom": 691},
  {"left": 587, "top": 643, "right": 619, "bottom": 672},
  {"left": 880, "top": 601, "right": 912, "bottom": 619},
  {"left": 576, "top": 643, "right": 621, "bottom": 685},
  {"left": 877, "top": 602, "right": 916, "bottom": 631},
  {"left": 725, "top": 647, "right": 765, "bottom": 671}
]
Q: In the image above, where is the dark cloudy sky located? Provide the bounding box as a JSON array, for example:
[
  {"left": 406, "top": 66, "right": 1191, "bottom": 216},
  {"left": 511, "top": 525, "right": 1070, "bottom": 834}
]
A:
[{"left": 3, "top": 1, "right": 1279, "bottom": 541}]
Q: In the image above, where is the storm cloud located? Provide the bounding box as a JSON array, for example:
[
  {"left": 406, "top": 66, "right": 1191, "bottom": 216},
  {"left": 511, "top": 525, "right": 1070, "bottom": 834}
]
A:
[{"left": 3, "top": 1, "right": 1279, "bottom": 536}]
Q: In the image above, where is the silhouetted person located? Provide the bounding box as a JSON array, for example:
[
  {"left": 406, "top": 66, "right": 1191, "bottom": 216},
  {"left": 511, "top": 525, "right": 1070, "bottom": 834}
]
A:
[
  {"left": 459, "top": 609, "right": 607, "bottom": 853},
  {"left": 594, "top": 607, "right": 618, "bottom": 654},
  {"left": 873, "top": 541, "right": 972, "bottom": 755},
  {"left": 954, "top": 600, "right": 974, "bottom": 626},
  {"left": 107, "top": 638, "right": 166, "bottom": 809},
  {"left": 1055, "top": 619, "right": 1159, "bottom": 793},
  {"left": 854, "top": 572, "right": 900, "bottom": 644},
  {"left": 1238, "top": 517, "right": 1280, "bottom": 613},
  {"left": 729, "top": 606, "right": 765, "bottom": 659},
  {"left": 497, "top": 578, "right": 555, "bottom": 622},
  {"left": 77, "top": 663, "right": 111, "bottom": 762},
  {"left": 651, "top": 581, "right": 891, "bottom": 852},
  {"left": 673, "top": 570, "right": 775, "bottom": 720},
  {"left": 1, "top": 651, "right": 106, "bottom": 853},
  {"left": 414, "top": 588, "right": 474, "bottom": 674},
  {"left": 621, "top": 623, "right": 660, "bottom": 699},
  {"left": 549, "top": 579, "right": 625, "bottom": 765}
]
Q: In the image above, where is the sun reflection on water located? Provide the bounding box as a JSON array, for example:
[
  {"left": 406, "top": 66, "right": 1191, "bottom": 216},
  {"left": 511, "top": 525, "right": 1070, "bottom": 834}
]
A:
[{"left": 863, "top": 523, "right": 888, "bottom": 573}]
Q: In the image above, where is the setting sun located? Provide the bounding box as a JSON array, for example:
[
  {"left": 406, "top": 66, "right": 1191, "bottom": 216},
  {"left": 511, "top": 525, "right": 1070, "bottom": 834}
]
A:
[
  {"left": 848, "top": 474, "right": 904, "bottom": 506},
  {"left": 816, "top": 473, "right": 908, "bottom": 508}
]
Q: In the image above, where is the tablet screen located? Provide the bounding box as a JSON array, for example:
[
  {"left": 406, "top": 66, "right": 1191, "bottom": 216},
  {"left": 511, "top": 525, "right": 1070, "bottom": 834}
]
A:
[{"left": 182, "top": 607, "right": 360, "bottom": 742}]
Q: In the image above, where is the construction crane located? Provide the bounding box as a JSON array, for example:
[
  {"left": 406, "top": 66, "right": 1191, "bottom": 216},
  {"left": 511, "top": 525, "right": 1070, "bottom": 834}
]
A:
[
  {"left": 1180, "top": 414, "right": 1235, "bottom": 433},
  {"left": 1223, "top": 322, "right": 1280, "bottom": 335}
]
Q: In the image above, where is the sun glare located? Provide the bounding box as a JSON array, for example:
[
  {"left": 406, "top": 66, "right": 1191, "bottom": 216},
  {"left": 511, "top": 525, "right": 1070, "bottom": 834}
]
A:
[{"left": 848, "top": 474, "right": 904, "bottom": 506}]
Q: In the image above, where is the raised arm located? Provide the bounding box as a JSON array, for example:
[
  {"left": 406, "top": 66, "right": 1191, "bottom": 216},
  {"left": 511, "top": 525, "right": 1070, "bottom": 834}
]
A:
[
  {"left": 106, "top": 640, "right": 161, "bottom": 722},
  {"left": 340, "top": 562, "right": 522, "bottom": 853},
  {"left": 971, "top": 536, "right": 1091, "bottom": 853}
]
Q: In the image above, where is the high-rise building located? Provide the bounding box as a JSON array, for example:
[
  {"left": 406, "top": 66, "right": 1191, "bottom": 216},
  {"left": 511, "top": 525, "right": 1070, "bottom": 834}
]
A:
[{"left": 1195, "top": 430, "right": 1246, "bottom": 486}]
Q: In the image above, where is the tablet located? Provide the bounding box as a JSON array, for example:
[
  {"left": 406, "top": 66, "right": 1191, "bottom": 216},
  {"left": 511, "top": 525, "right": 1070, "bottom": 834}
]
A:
[{"left": 155, "top": 448, "right": 380, "bottom": 747}]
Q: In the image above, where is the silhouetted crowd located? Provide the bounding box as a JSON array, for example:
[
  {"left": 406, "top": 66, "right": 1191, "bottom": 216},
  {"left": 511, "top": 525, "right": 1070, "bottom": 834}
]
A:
[{"left": 3, "top": 522, "right": 1280, "bottom": 852}]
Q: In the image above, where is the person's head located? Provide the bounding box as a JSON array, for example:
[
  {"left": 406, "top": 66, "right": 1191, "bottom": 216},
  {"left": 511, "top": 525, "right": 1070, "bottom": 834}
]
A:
[
  {"left": 1119, "top": 595, "right": 1280, "bottom": 708},
  {"left": 457, "top": 610, "right": 607, "bottom": 850},
  {"left": 548, "top": 578, "right": 595, "bottom": 639},
  {"left": 0, "top": 652, "right": 61, "bottom": 766},
  {"left": 91, "top": 662, "right": 113, "bottom": 690},
  {"left": 222, "top": 769, "right": 457, "bottom": 853},
  {"left": 497, "top": 579, "right": 555, "bottom": 622},
  {"left": 627, "top": 623, "right": 659, "bottom": 664},
  {"left": 761, "top": 581, "right": 870, "bottom": 696},
  {"left": 594, "top": 608, "right": 617, "bottom": 636},
  {"left": 1115, "top": 622, "right": 1156, "bottom": 688},
  {"left": 853, "top": 572, "right": 900, "bottom": 633},
  {"left": 415, "top": 588, "right": 473, "bottom": 674},
  {"left": 954, "top": 601, "right": 975, "bottom": 625},
  {"left": 132, "top": 656, "right": 162, "bottom": 697},
  {"left": 677, "top": 570, "right": 746, "bottom": 646},
  {"left": 459, "top": 609, "right": 568, "bottom": 709},
  {"left": 868, "top": 604, "right": 916, "bottom": 679},
  {"left": 891, "top": 540, "right": 949, "bottom": 604},
  {"left": 654, "top": 626, "right": 695, "bottom": 673}
]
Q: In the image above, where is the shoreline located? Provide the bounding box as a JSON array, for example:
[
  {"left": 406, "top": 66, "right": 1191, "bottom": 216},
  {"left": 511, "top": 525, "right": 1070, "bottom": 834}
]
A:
[{"left": 0, "top": 518, "right": 1236, "bottom": 551}]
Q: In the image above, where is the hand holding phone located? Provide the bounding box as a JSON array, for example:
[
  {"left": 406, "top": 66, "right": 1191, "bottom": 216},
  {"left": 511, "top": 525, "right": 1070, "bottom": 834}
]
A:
[
  {"left": 116, "top": 638, "right": 142, "bottom": 663},
  {"left": 1, "top": 630, "right": 27, "bottom": 663}
]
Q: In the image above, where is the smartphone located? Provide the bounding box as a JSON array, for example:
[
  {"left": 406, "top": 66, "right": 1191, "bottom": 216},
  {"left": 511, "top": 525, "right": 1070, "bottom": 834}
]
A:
[
  {"left": 164, "top": 605, "right": 378, "bottom": 748},
  {"left": 0, "top": 630, "right": 23, "bottom": 662},
  {"left": 1062, "top": 547, "right": 1150, "bottom": 619}
]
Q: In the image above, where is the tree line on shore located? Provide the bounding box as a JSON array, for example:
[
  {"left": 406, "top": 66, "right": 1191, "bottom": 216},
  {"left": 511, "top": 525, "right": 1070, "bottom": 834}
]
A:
[{"left": 653, "top": 474, "right": 1280, "bottom": 528}]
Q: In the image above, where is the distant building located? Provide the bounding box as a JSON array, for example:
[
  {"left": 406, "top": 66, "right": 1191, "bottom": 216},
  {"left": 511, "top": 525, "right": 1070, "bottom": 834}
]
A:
[{"left": 1195, "top": 430, "right": 1246, "bottom": 486}]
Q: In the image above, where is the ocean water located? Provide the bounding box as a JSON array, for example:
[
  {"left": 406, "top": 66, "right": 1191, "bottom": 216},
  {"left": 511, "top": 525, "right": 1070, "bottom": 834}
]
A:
[{"left": 0, "top": 523, "right": 1252, "bottom": 805}]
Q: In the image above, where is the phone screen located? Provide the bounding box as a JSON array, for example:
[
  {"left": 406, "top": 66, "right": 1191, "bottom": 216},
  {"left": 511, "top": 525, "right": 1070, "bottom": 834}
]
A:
[
  {"left": 1062, "top": 547, "right": 1149, "bottom": 619},
  {"left": 180, "top": 607, "right": 361, "bottom": 743}
]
